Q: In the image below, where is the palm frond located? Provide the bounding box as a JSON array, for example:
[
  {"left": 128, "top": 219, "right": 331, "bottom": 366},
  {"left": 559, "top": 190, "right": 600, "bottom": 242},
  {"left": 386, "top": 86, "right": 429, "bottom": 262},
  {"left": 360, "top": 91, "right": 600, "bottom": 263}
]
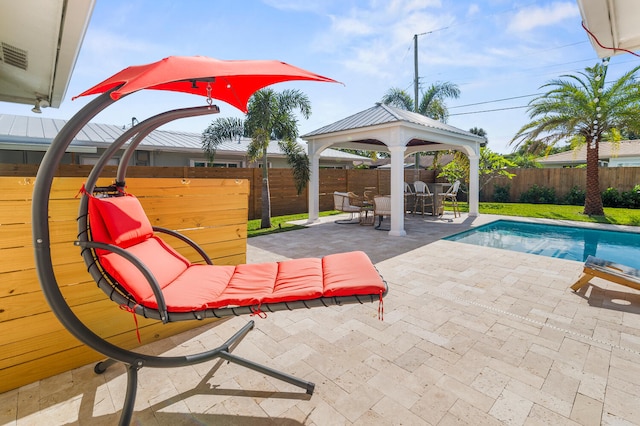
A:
[
  {"left": 279, "top": 139, "right": 310, "bottom": 194},
  {"left": 201, "top": 117, "right": 245, "bottom": 160},
  {"left": 381, "top": 88, "right": 414, "bottom": 110}
]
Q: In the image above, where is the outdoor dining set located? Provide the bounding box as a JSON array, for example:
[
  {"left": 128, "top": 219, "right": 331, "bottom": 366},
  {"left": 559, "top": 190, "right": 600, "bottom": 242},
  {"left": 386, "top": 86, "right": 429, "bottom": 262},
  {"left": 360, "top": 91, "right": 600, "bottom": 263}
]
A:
[{"left": 333, "top": 180, "right": 461, "bottom": 229}]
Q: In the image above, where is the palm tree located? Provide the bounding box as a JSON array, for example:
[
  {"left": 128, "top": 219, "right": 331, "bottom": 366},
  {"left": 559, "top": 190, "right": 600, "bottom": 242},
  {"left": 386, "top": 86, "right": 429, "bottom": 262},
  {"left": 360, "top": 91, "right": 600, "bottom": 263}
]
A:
[
  {"left": 381, "top": 81, "right": 460, "bottom": 122},
  {"left": 382, "top": 82, "right": 461, "bottom": 170},
  {"left": 202, "top": 88, "right": 312, "bottom": 228},
  {"left": 511, "top": 61, "right": 640, "bottom": 216}
]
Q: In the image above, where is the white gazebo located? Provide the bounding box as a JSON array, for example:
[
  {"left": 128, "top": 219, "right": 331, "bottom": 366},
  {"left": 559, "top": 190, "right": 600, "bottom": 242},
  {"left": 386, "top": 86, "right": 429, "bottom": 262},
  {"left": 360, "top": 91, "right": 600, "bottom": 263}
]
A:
[{"left": 302, "top": 103, "right": 486, "bottom": 236}]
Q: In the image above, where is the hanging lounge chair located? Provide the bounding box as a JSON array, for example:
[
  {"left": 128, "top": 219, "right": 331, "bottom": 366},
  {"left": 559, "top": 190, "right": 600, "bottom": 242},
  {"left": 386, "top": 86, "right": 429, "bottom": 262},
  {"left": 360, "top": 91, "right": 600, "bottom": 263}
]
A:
[
  {"left": 30, "top": 60, "right": 386, "bottom": 425},
  {"left": 82, "top": 190, "right": 386, "bottom": 323}
]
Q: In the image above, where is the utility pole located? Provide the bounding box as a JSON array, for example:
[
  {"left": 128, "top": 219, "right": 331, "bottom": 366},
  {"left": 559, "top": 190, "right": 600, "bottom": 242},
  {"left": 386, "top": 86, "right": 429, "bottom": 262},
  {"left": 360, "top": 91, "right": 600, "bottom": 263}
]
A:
[
  {"left": 413, "top": 33, "right": 423, "bottom": 176},
  {"left": 414, "top": 34, "right": 419, "bottom": 113}
]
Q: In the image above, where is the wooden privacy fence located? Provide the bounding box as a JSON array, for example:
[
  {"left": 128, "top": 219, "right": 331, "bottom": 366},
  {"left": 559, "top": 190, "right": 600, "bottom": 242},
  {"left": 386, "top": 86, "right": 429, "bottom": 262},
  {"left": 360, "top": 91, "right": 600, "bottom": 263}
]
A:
[
  {"left": 3, "top": 163, "right": 639, "bottom": 216},
  {"left": 481, "top": 167, "right": 640, "bottom": 202},
  {"left": 0, "top": 164, "right": 436, "bottom": 218},
  {"left": 0, "top": 177, "right": 249, "bottom": 393}
]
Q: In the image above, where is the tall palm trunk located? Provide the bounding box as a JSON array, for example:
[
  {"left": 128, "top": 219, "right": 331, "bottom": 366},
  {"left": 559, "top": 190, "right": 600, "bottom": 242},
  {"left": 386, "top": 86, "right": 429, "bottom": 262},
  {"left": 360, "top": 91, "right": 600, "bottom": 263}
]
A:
[
  {"left": 260, "top": 152, "right": 272, "bottom": 228},
  {"left": 584, "top": 138, "right": 604, "bottom": 216}
]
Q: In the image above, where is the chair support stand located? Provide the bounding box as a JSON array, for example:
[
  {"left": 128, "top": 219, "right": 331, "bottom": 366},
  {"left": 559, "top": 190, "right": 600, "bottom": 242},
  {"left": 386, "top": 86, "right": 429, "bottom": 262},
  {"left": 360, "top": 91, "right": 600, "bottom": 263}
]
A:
[{"left": 95, "top": 320, "right": 315, "bottom": 425}]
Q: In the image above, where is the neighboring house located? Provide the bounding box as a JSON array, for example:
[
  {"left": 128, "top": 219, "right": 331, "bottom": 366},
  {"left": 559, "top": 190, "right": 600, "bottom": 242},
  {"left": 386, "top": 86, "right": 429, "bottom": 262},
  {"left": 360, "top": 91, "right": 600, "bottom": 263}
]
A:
[
  {"left": 537, "top": 141, "right": 640, "bottom": 168},
  {"left": 0, "top": 114, "right": 371, "bottom": 169}
]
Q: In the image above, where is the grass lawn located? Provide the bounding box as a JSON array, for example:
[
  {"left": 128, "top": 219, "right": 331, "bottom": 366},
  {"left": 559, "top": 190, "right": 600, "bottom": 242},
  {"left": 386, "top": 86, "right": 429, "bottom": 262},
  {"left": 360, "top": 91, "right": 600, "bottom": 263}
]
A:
[
  {"left": 468, "top": 202, "right": 640, "bottom": 226},
  {"left": 247, "top": 211, "right": 340, "bottom": 237},
  {"left": 248, "top": 203, "right": 640, "bottom": 237}
]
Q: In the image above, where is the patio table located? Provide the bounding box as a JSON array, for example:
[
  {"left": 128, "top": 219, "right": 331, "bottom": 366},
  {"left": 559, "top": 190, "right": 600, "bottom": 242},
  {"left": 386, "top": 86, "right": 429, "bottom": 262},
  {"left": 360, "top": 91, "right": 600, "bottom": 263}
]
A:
[
  {"left": 359, "top": 203, "right": 375, "bottom": 225},
  {"left": 427, "top": 182, "right": 451, "bottom": 216}
]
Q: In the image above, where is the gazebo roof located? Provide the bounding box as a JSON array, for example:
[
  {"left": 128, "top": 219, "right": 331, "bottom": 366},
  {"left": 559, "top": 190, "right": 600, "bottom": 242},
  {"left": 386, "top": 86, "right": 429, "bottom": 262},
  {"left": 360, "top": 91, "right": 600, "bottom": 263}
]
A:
[{"left": 302, "top": 103, "right": 485, "bottom": 152}]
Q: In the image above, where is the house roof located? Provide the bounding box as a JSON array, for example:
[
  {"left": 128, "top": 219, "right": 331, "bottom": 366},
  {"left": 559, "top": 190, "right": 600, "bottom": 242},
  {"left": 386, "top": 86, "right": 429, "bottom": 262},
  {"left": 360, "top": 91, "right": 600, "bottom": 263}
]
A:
[
  {"left": 0, "top": 113, "right": 371, "bottom": 162},
  {"left": 303, "top": 103, "right": 483, "bottom": 142},
  {"left": 537, "top": 141, "right": 640, "bottom": 165}
]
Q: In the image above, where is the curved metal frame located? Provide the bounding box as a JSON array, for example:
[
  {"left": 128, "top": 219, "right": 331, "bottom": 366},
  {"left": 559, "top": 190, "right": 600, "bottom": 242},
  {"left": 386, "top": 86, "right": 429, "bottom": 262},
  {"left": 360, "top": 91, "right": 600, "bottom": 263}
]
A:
[{"left": 30, "top": 92, "right": 317, "bottom": 425}]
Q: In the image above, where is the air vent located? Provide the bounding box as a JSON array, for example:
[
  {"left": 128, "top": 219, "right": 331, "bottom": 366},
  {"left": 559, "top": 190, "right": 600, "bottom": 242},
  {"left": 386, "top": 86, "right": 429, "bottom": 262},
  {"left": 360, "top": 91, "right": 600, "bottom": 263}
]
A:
[{"left": 0, "top": 42, "right": 28, "bottom": 70}]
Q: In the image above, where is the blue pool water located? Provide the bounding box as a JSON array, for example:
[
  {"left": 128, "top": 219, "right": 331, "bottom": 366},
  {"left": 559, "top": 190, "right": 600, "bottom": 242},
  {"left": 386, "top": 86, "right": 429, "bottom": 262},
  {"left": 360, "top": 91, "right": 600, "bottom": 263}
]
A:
[{"left": 444, "top": 220, "right": 640, "bottom": 268}]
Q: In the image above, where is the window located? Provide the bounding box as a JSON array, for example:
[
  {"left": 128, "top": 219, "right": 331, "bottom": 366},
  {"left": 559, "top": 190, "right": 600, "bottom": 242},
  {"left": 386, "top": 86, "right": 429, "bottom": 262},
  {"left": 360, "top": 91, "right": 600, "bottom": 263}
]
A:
[
  {"left": 81, "top": 157, "right": 119, "bottom": 166},
  {"left": 191, "top": 159, "right": 240, "bottom": 168}
]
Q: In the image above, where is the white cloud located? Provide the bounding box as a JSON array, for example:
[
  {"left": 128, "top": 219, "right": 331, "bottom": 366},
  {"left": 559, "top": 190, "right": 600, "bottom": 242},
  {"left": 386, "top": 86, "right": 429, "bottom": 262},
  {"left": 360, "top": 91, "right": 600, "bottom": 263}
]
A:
[
  {"left": 507, "top": 2, "right": 579, "bottom": 33},
  {"left": 261, "top": 0, "right": 327, "bottom": 13},
  {"left": 467, "top": 3, "right": 480, "bottom": 17},
  {"left": 310, "top": 0, "right": 453, "bottom": 82},
  {"left": 329, "top": 14, "right": 374, "bottom": 37}
]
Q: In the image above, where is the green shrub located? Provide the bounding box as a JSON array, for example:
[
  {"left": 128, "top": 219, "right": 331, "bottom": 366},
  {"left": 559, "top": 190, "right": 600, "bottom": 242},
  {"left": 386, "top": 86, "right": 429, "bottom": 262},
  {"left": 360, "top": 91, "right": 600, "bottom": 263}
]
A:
[
  {"left": 601, "top": 187, "right": 621, "bottom": 207},
  {"left": 493, "top": 184, "right": 511, "bottom": 203},
  {"left": 563, "top": 186, "right": 585, "bottom": 205},
  {"left": 519, "top": 185, "right": 557, "bottom": 204},
  {"left": 621, "top": 188, "right": 640, "bottom": 208}
]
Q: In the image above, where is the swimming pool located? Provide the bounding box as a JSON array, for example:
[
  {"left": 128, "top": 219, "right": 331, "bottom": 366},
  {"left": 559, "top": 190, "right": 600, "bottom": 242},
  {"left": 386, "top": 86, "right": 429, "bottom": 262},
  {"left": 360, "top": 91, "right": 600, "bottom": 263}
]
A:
[{"left": 444, "top": 220, "right": 640, "bottom": 268}]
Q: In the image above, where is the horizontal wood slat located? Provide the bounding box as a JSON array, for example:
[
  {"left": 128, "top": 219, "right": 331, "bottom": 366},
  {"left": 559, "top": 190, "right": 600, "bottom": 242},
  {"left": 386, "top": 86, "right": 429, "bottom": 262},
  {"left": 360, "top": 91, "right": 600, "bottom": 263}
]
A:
[
  {"left": 0, "top": 177, "right": 248, "bottom": 393},
  {"left": 0, "top": 319, "right": 220, "bottom": 394}
]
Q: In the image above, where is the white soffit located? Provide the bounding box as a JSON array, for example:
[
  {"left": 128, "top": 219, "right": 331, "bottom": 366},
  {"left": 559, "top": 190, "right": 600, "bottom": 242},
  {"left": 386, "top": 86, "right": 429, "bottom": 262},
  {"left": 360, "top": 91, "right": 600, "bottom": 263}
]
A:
[
  {"left": 0, "top": 0, "right": 95, "bottom": 107},
  {"left": 577, "top": 0, "right": 640, "bottom": 58}
]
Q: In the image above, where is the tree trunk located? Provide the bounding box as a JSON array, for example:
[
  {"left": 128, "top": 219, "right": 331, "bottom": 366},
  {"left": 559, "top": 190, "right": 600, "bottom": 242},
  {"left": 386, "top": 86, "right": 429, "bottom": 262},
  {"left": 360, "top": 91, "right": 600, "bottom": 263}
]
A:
[
  {"left": 583, "top": 139, "right": 604, "bottom": 216},
  {"left": 260, "top": 154, "right": 272, "bottom": 229}
]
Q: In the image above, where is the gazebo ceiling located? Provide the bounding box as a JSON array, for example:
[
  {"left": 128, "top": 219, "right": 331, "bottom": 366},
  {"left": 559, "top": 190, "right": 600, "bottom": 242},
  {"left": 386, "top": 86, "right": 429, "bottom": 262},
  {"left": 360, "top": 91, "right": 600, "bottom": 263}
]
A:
[
  {"left": 407, "top": 139, "right": 439, "bottom": 147},
  {"left": 343, "top": 138, "right": 439, "bottom": 147}
]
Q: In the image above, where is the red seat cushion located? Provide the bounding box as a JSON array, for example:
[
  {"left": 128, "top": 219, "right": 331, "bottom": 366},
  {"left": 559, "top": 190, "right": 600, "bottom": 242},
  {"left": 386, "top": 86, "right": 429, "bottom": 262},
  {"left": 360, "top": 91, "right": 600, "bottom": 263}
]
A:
[
  {"left": 214, "top": 262, "right": 278, "bottom": 308},
  {"left": 88, "top": 194, "right": 385, "bottom": 313},
  {"left": 322, "top": 251, "right": 385, "bottom": 297},
  {"left": 89, "top": 195, "right": 154, "bottom": 248},
  {"left": 142, "top": 264, "right": 236, "bottom": 311},
  {"left": 265, "top": 258, "right": 323, "bottom": 303},
  {"left": 99, "top": 237, "right": 190, "bottom": 302}
]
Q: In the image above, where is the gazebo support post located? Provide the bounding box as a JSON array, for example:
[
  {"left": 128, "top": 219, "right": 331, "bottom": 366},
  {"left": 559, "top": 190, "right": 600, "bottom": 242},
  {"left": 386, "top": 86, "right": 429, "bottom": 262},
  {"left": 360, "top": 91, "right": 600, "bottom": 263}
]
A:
[
  {"left": 307, "top": 140, "right": 333, "bottom": 224},
  {"left": 388, "top": 145, "right": 407, "bottom": 236},
  {"left": 468, "top": 151, "right": 480, "bottom": 217},
  {"left": 307, "top": 142, "right": 322, "bottom": 223}
]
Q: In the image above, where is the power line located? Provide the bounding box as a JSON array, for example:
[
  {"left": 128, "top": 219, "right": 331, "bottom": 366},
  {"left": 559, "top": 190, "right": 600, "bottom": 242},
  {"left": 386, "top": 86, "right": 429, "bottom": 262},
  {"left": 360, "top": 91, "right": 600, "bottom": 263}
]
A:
[
  {"left": 449, "top": 93, "right": 541, "bottom": 109},
  {"left": 449, "top": 105, "right": 529, "bottom": 116}
]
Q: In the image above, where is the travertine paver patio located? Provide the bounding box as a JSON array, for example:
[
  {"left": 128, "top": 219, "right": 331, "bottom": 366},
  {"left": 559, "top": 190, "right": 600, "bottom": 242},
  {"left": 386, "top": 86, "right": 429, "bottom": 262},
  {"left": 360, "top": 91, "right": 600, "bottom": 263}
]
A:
[{"left": 2, "top": 212, "right": 640, "bottom": 425}]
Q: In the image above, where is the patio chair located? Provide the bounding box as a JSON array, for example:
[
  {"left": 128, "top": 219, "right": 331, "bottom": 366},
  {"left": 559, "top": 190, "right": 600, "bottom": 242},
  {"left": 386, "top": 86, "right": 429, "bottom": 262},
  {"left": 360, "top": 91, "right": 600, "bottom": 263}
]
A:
[
  {"left": 404, "top": 182, "right": 415, "bottom": 214},
  {"left": 571, "top": 255, "right": 640, "bottom": 292},
  {"left": 77, "top": 189, "right": 387, "bottom": 424},
  {"left": 373, "top": 195, "right": 391, "bottom": 230},
  {"left": 333, "top": 191, "right": 362, "bottom": 223},
  {"left": 441, "top": 180, "right": 461, "bottom": 218},
  {"left": 412, "top": 181, "right": 435, "bottom": 215},
  {"left": 363, "top": 186, "right": 377, "bottom": 204}
]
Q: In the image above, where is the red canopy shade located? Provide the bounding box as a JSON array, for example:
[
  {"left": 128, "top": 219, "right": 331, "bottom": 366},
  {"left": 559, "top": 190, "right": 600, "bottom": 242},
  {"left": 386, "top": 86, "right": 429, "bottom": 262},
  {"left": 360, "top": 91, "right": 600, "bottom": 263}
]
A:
[{"left": 73, "top": 56, "right": 340, "bottom": 112}]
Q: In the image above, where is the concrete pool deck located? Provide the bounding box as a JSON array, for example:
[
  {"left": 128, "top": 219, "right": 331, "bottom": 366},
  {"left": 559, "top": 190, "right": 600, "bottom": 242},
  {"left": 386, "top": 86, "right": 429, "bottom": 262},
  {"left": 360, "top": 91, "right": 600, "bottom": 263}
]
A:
[{"left": 2, "top": 212, "right": 640, "bottom": 425}]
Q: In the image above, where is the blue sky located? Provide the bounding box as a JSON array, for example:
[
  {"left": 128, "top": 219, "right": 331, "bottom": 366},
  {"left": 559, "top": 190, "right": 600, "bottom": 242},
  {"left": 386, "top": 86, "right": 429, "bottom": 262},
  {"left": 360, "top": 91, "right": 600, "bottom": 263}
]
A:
[{"left": 3, "top": 0, "right": 640, "bottom": 153}]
